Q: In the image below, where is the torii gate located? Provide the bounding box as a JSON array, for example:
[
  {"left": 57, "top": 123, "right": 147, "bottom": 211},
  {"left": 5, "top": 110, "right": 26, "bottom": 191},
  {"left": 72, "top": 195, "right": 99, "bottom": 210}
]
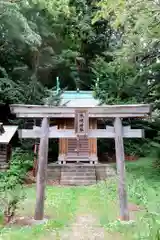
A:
[{"left": 10, "top": 104, "right": 151, "bottom": 222}]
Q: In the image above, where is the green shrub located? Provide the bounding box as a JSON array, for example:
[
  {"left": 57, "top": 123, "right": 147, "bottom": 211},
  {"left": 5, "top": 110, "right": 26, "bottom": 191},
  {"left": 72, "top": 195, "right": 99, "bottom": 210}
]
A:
[
  {"left": 124, "top": 138, "right": 151, "bottom": 157},
  {"left": 150, "top": 138, "right": 160, "bottom": 171},
  {"left": 0, "top": 184, "right": 25, "bottom": 224},
  {"left": 0, "top": 149, "right": 33, "bottom": 223}
]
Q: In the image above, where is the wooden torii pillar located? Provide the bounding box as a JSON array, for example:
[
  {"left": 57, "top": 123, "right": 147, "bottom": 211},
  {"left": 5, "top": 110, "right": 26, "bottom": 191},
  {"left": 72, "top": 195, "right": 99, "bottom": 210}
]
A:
[
  {"left": 34, "top": 118, "right": 49, "bottom": 220},
  {"left": 114, "top": 118, "right": 129, "bottom": 220}
]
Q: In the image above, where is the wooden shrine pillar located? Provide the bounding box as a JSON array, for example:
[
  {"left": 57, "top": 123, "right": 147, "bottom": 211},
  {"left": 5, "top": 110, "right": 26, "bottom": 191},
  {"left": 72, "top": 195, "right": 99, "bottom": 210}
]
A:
[
  {"left": 58, "top": 121, "right": 68, "bottom": 164},
  {"left": 89, "top": 119, "right": 98, "bottom": 163}
]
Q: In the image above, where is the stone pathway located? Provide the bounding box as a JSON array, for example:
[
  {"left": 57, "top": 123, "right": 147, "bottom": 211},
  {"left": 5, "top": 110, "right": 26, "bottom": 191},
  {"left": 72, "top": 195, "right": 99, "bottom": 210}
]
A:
[
  {"left": 41, "top": 191, "right": 124, "bottom": 240},
  {"left": 56, "top": 215, "right": 103, "bottom": 240},
  {"left": 59, "top": 196, "right": 106, "bottom": 240},
  {"left": 62, "top": 214, "right": 105, "bottom": 240}
]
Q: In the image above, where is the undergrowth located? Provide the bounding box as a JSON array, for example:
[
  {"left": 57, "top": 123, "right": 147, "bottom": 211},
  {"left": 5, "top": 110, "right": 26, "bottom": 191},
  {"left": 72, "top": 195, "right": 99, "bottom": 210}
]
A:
[{"left": 0, "top": 149, "right": 33, "bottom": 224}]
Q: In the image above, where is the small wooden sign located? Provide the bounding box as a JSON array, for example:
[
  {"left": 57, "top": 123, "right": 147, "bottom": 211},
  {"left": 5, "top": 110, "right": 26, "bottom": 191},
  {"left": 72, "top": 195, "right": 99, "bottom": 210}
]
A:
[{"left": 74, "top": 109, "right": 89, "bottom": 136}]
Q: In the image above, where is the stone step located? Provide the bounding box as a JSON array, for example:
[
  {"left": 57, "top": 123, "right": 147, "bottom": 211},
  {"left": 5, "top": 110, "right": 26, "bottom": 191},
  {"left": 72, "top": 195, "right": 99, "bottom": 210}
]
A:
[
  {"left": 48, "top": 165, "right": 95, "bottom": 168},
  {"left": 0, "top": 158, "right": 7, "bottom": 161},
  {"left": 47, "top": 172, "right": 56, "bottom": 176},
  {"left": 0, "top": 164, "right": 9, "bottom": 169},
  {"left": 65, "top": 160, "right": 90, "bottom": 163},
  {"left": 62, "top": 171, "right": 91, "bottom": 174},
  {"left": 61, "top": 168, "right": 95, "bottom": 172},
  {"left": 0, "top": 160, "right": 7, "bottom": 163},
  {"left": 66, "top": 159, "right": 90, "bottom": 161},
  {"left": 61, "top": 179, "right": 96, "bottom": 182},
  {"left": 0, "top": 152, "right": 7, "bottom": 156},
  {"left": 60, "top": 180, "right": 97, "bottom": 186},
  {"left": 47, "top": 164, "right": 115, "bottom": 185},
  {"left": 47, "top": 169, "right": 95, "bottom": 172},
  {"left": 61, "top": 172, "right": 96, "bottom": 177},
  {"left": 0, "top": 161, "right": 8, "bottom": 164},
  {"left": 62, "top": 176, "right": 96, "bottom": 179},
  {"left": 48, "top": 163, "right": 96, "bottom": 167},
  {"left": 61, "top": 167, "right": 95, "bottom": 171},
  {"left": 61, "top": 172, "right": 96, "bottom": 176},
  {"left": 48, "top": 169, "right": 94, "bottom": 173},
  {"left": 61, "top": 172, "right": 95, "bottom": 175},
  {"left": 66, "top": 155, "right": 89, "bottom": 157},
  {"left": 60, "top": 164, "right": 97, "bottom": 185},
  {"left": 61, "top": 171, "right": 95, "bottom": 174}
]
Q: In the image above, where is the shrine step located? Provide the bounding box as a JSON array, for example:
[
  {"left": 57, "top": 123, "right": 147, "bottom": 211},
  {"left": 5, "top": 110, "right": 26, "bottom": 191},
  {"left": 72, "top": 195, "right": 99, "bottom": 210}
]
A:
[
  {"left": 66, "top": 157, "right": 90, "bottom": 160},
  {"left": 60, "top": 180, "right": 97, "bottom": 186},
  {"left": 61, "top": 172, "right": 95, "bottom": 176},
  {"left": 60, "top": 165, "right": 97, "bottom": 186},
  {"left": 47, "top": 163, "right": 116, "bottom": 184},
  {"left": 0, "top": 163, "right": 9, "bottom": 170},
  {"left": 61, "top": 167, "right": 95, "bottom": 172}
]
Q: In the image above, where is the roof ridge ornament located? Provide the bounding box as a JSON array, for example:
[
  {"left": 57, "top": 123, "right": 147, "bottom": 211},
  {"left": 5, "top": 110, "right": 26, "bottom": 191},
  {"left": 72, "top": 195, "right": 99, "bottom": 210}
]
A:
[{"left": 56, "top": 76, "right": 60, "bottom": 94}]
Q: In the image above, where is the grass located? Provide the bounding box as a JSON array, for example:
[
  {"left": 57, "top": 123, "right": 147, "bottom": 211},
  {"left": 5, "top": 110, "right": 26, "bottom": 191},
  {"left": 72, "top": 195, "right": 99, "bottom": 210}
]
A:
[{"left": 0, "top": 157, "right": 160, "bottom": 239}]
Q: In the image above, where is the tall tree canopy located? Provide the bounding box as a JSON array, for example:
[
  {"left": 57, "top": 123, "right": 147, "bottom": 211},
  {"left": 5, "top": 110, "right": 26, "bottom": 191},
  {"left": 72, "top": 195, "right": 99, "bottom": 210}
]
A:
[
  {"left": 0, "top": 0, "right": 117, "bottom": 104},
  {"left": 93, "top": 0, "right": 160, "bottom": 108},
  {"left": 0, "top": 0, "right": 159, "bottom": 157},
  {"left": 92, "top": 0, "right": 160, "bottom": 156}
]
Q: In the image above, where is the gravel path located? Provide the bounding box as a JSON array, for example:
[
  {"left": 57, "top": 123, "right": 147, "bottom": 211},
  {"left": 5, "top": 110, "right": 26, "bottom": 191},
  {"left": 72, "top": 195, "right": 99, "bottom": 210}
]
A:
[
  {"left": 59, "top": 195, "right": 106, "bottom": 240},
  {"left": 63, "top": 214, "right": 105, "bottom": 240}
]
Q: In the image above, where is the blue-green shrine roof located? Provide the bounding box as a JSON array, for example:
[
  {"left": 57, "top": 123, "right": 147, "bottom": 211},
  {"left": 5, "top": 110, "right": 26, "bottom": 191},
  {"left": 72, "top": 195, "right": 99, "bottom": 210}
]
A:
[
  {"left": 62, "top": 91, "right": 94, "bottom": 99},
  {"left": 60, "top": 91, "right": 100, "bottom": 107}
]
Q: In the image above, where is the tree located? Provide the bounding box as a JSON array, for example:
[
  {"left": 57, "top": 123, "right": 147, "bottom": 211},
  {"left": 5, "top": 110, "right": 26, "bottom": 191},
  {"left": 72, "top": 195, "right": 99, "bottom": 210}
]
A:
[
  {"left": 93, "top": 0, "right": 160, "bottom": 107},
  {"left": 92, "top": 0, "right": 160, "bottom": 157}
]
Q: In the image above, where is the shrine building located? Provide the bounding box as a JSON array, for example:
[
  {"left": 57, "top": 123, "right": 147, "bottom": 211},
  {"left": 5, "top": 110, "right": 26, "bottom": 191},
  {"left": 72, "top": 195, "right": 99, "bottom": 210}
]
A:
[{"left": 51, "top": 90, "right": 101, "bottom": 164}]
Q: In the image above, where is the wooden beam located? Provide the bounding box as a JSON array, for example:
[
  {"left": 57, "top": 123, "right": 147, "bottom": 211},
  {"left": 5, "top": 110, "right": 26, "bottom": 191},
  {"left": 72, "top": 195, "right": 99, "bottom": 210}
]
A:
[
  {"left": 123, "top": 126, "right": 144, "bottom": 138},
  {"left": 106, "top": 125, "right": 144, "bottom": 138},
  {"left": 114, "top": 118, "right": 129, "bottom": 221},
  {"left": 34, "top": 118, "right": 49, "bottom": 220},
  {"left": 18, "top": 127, "right": 144, "bottom": 139},
  {"left": 10, "top": 104, "right": 151, "bottom": 118},
  {"left": 94, "top": 120, "right": 97, "bottom": 156},
  {"left": 11, "top": 113, "right": 149, "bottom": 118}
]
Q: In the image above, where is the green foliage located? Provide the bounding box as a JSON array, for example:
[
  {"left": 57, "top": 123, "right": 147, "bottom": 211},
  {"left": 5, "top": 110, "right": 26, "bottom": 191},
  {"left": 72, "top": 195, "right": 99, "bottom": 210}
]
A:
[
  {"left": 92, "top": 57, "right": 139, "bottom": 104},
  {"left": 0, "top": 0, "right": 118, "bottom": 105},
  {"left": 124, "top": 159, "right": 160, "bottom": 239},
  {"left": 0, "top": 185, "right": 25, "bottom": 224},
  {"left": 0, "top": 0, "right": 160, "bottom": 108},
  {"left": 0, "top": 0, "right": 72, "bottom": 104},
  {"left": 92, "top": 0, "right": 160, "bottom": 160},
  {"left": 93, "top": 0, "right": 160, "bottom": 108},
  {"left": 0, "top": 1, "right": 41, "bottom": 46},
  {"left": 124, "top": 139, "right": 150, "bottom": 157},
  {"left": 150, "top": 134, "right": 160, "bottom": 170},
  {"left": 0, "top": 0, "right": 159, "bottom": 166},
  {"left": 0, "top": 149, "right": 33, "bottom": 223},
  {"left": 0, "top": 149, "right": 33, "bottom": 188}
]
